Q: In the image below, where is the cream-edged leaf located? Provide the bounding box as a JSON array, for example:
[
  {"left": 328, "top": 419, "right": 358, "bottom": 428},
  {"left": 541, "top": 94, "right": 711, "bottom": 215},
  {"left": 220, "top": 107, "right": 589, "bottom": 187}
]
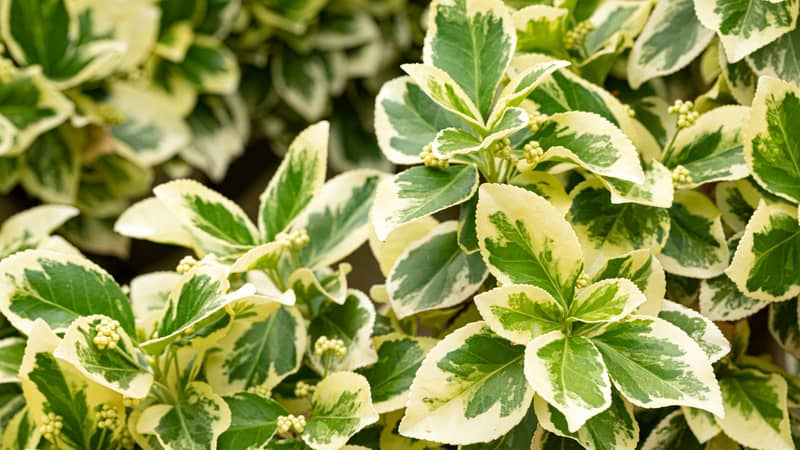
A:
[
  {"left": 477, "top": 183, "right": 583, "bottom": 308},
  {"left": 399, "top": 322, "right": 534, "bottom": 445},
  {"left": 589, "top": 249, "right": 666, "bottom": 316},
  {"left": 114, "top": 197, "right": 196, "bottom": 249},
  {"left": 640, "top": 410, "right": 703, "bottom": 449},
  {"left": 401, "top": 63, "right": 483, "bottom": 127},
  {"left": 0, "top": 337, "right": 24, "bottom": 384},
  {"left": 658, "top": 300, "right": 730, "bottom": 362},
  {"left": 508, "top": 171, "right": 571, "bottom": 216},
  {"left": 0, "top": 204, "right": 77, "bottom": 259},
  {"left": 682, "top": 406, "right": 721, "bottom": 444},
  {"left": 769, "top": 299, "right": 800, "bottom": 358},
  {"left": 302, "top": 372, "right": 378, "bottom": 450},
  {"left": 570, "top": 278, "right": 647, "bottom": 324},
  {"left": 715, "top": 179, "right": 760, "bottom": 232},
  {"left": 219, "top": 393, "right": 289, "bottom": 450},
  {"left": 387, "top": 221, "right": 488, "bottom": 318},
  {"left": 474, "top": 284, "right": 563, "bottom": 345},
  {"left": 524, "top": 331, "right": 611, "bottom": 432},
  {"left": 369, "top": 216, "right": 439, "bottom": 277},
  {"left": 307, "top": 290, "right": 377, "bottom": 374}
]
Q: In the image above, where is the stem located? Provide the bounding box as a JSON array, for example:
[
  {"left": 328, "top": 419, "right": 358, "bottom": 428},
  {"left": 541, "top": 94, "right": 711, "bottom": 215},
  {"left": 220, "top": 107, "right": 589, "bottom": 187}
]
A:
[{"left": 660, "top": 120, "right": 682, "bottom": 166}]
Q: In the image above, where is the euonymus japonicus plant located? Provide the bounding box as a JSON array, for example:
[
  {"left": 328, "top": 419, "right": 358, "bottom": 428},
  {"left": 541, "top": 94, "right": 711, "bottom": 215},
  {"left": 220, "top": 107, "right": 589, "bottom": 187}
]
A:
[{"left": 0, "top": 122, "right": 388, "bottom": 449}]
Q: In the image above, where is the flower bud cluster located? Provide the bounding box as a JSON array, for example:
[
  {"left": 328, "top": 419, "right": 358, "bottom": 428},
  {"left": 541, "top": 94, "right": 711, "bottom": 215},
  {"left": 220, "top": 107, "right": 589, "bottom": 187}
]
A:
[
  {"left": 420, "top": 144, "right": 450, "bottom": 169},
  {"left": 564, "top": 21, "right": 595, "bottom": 50},
  {"left": 668, "top": 100, "right": 699, "bottom": 129},
  {"left": 247, "top": 382, "right": 271, "bottom": 397},
  {"left": 294, "top": 381, "right": 316, "bottom": 398},
  {"left": 96, "top": 404, "right": 119, "bottom": 430},
  {"left": 119, "top": 426, "right": 135, "bottom": 450},
  {"left": 277, "top": 414, "right": 306, "bottom": 434},
  {"left": 94, "top": 318, "right": 122, "bottom": 350},
  {"left": 276, "top": 229, "right": 310, "bottom": 252},
  {"left": 575, "top": 272, "right": 591, "bottom": 289},
  {"left": 314, "top": 336, "right": 347, "bottom": 358},
  {"left": 490, "top": 137, "right": 512, "bottom": 159},
  {"left": 517, "top": 140, "right": 544, "bottom": 173},
  {"left": 0, "top": 58, "right": 16, "bottom": 83},
  {"left": 527, "top": 112, "right": 548, "bottom": 134},
  {"left": 176, "top": 255, "right": 198, "bottom": 274},
  {"left": 97, "top": 104, "right": 126, "bottom": 125},
  {"left": 672, "top": 165, "right": 692, "bottom": 186},
  {"left": 40, "top": 412, "right": 64, "bottom": 442}
]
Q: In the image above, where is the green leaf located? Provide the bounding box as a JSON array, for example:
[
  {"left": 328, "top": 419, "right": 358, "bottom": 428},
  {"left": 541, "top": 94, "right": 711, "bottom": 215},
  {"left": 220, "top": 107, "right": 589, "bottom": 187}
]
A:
[
  {"left": 387, "top": 221, "right": 488, "bottom": 318},
  {"left": 534, "top": 391, "right": 639, "bottom": 450},
  {"left": 0, "top": 249, "right": 135, "bottom": 336},
  {"left": 658, "top": 300, "right": 730, "bottom": 363},
  {"left": 458, "top": 192, "right": 480, "bottom": 253},
  {"left": 177, "top": 36, "right": 239, "bottom": 94},
  {"left": 0, "top": 204, "right": 78, "bottom": 259},
  {"left": 477, "top": 183, "right": 583, "bottom": 307},
  {"left": 726, "top": 201, "right": 800, "bottom": 301},
  {"left": 219, "top": 393, "right": 289, "bottom": 450},
  {"left": 474, "top": 283, "right": 563, "bottom": 345},
  {"left": 695, "top": 0, "right": 799, "bottom": 62},
  {"left": 357, "top": 335, "right": 437, "bottom": 413},
  {"left": 569, "top": 278, "right": 647, "bottom": 324},
  {"left": 137, "top": 381, "right": 231, "bottom": 450},
  {"left": 154, "top": 179, "right": 260, "bottom": 251},
  {"left": 641, "top": 410, "right": 703, "bottom": 450},
  {"left": 659, "top": 190, "right": 729, "bottom": 278},
  {"left": 0, "top": 337, "right": 24, "bottom": 383},
  {"left": 374, "top": 76, "right": 466, "bottom": 165},
  {"left": 307, "top": 290, "right": 377, "bottom": 374},
  {"left": 54, "top": 315, "right": 153, "bottom": 399},
  {"left": 769, "top": 299, "right": 800, "bottom": 358},
  {"left": 592, "top": 316, "right": 723, "bottom": 415},
  {"left": 302, "top": 372, "right": 379, "bottom": 450},
  {"left": 399, "top": 322, "right": 534, "bottom": 445},
  {"left": 717, "top": 369, "right": 793, "bottom": 450},
  {"left": 745, "top": 76, "right": 800, "bottom": 203},
  {"left": 19, "top": 321, "right": 124, "bottom": 450},
  {"left": 531, "top": 111, "right": 645, "bottom": 184},
  {"left": 20, "top": 127, "right": 80, "bottom": 204},
  {"left": 524, "top": 331, "right": 611, "bottom": 432},
  {"left": 0, "top": 67, "right": 72, "bottom": 155},
  {"left": 1, "top": 0, "right": 125, "bottom": 88},
  {"left": 295, "top": 169, "right": 382, "bottom": 268},
  {"left": 628, "top": 0, "right": 715, "bottom": 88},
  {"left": 373, "top": 165, "right": 478, "bottom": 241},
  {"left": 568, "top": 179, "right": 670, "bottom": 269},
  {"left": 589, "top": 249, "right": 666, "bottom": 316},
  {"left": 663, "top": 105, "right": 749, "bottom": 188},
  {"left": 259, "top": 121, "right": 328, "bottom": 242},
  {"left": 205, "top": 304, "right": 305, "bottom": 395},
  {"left": 423, "top": 0, "right": 516, "bottom": 119}
]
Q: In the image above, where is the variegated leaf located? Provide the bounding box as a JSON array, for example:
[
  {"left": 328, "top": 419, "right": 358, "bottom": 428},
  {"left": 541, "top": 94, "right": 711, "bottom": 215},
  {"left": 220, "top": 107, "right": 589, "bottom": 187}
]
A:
[
  {"left": 461, "top": 403, "right": 538, "bottom": 450},
  {"left": 569, "top": 279, "right": 647, "bottom": 324},
  {"left": 423, "top": 0, "right": 517, "bottom": 120},
  {"left": 295, "top": 170, "right": 382, "bottom": 268},
  {"left": 524, "top": 331, "right": 611, "bottom": 432},
  {"left": 477, "top": 183, "right": 583, "bottom": 307},
  {"left": 357, "top": 334, "right": 437, "bottom": 413},
  {"left": 568, "top": 180, "right": 670, "bottom": 270},
  {"left": 401, "top": 64, "right": 483, "bottom": 126},
  {"left": 659, "top": 190, "right": 729, "bottom": 278},
  {"left": 20, "top": 321, "right": 125, "bottom": 450},
  {"left": 373, "top": 165, "right": 478, "bottom": 241},
  {"left": 178, "top": 36, "right": 239, "bottom": 94},
  {"left": 259, "top": 121, "right": 328, "bottom": 242},
  {"left": 715, "top": 179, "right": 760, "bottom": 232},
  {"left": 747, "top": 25, "right": 800, "bottom": 86},
  {"left": 369, "top": 216, "right": 439, "bottom": 277},
  {"left": 658, "top": 300, "right": 729, "bottom": 362},
  {"left": 589, "top": 249, "right": 666, "bottom": 316},
  {"left": 54, "top": 315, "right": 152, "bottom": 399},
  {"left": 137, "top": 381, "right": 231, "bottom": 450},
  {"left": 387, "top": 221, "right": 488, "bottom": 318},
  {"left": 726, "top": 201, "right": 800, "bottom": 301},
  {"left": 745, "top": 76, "right": 800, "bottom": 203},
  {"left": 769, "top": 299, "right": 800, "bottom": 358},
  {"left": 218, "top": 393, "right": 289, "bottom": 450},
  {"left": 717, "top": 369, "right": 793, "bottom": 450},
  {"left": 592, "top": 316, "right": 723, "bottom": 415},
  {"left": 0, "top": 204, "right": 78, "bottom": 259},
  {"left": 0, "top": 250, "right": 135, "bottom": 336},
  {"left": 0, "top": 337, "right": 24, "bottom": 383},
  {"left": 374, "top": 76, "right": 466, "bottom": 165},
  {"left": 489, "top": 60, "right": 570, "bottom": 124},
  {"left": 154, "top": 179, "right": 259, "bottom": 252},
  {"left": 719, "top": 45, "right": 757, "bottom": 105},
  {"left": 663, "top": 105, "right": 749, "bottom": 188},
  {"left": 288, "top": 266, "right": 346, "bottom": 306},
  {"left": 474, "top": 284, "right": 563, "bottom": 345},
  {"left": 205, "top": 304, "right": 305, "bottom": 395},
  {"left": 129, "top": 271, "right": 181, "bottom": 339},
  {"left": 114, "top": 197, "right": 197, "bottom": 250},
  {"left": 700, "top": 271, "right": 767, "bottom": 321},
  {"left": 272, "top": 47, "right": 328, "bottom": 121},
  {"left": 400, "top": 322, "right": 534, "bottom": 445},
  {"left": 534, "top": 392, "right": 639, "bottom": 450},
  {"left": 604, "top": 160, "right": 674, "bottom": 209},
  {"left": 302, "top": 372, "right": 379, "bottom": 450},
  {"left": 431, "top": 107, "right": 528, "bottom": 158},
  {"left": 682, "top": 406, "right": 721, "bottom": 444},
  {"left": 513, "top": 5, "right": 569, "bottom": 56},
  {"left": 508, "top": 171, "right": 571, "bottom": 216},
  {"left": 695, "top": 0, "right": 799, "bottom": 63},
  {"left": 641, "top": 410, "right": 703, "bottom": 450},
  {"left": 628, "top": 0, "right": 715, "bottom": 88},
  {"left": 307, "top": 290, "right": 377, "bottom": 374},
  {"left": 20, "top": 126, "right": 80, "bottom": 204},
  {"left": 0, "top": 67, "right": 72, "bottom": 156}
]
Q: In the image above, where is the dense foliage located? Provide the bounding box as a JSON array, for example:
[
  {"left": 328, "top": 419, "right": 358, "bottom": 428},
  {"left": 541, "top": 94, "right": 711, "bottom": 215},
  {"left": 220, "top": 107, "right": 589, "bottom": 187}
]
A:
[{"left": 2, "top": 0, "right": 800, "bottom": 449}]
